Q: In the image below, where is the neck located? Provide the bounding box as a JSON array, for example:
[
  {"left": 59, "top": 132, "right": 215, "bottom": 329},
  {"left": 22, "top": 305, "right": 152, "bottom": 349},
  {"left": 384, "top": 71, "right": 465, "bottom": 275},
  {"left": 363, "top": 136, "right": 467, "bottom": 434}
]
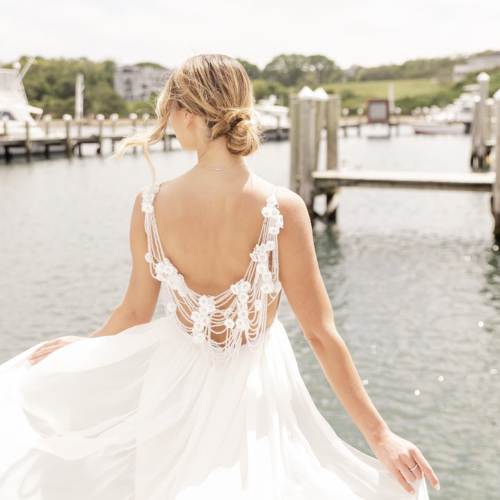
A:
[{"left": 195, "top": 136, "right": 245, "bottom": 169}]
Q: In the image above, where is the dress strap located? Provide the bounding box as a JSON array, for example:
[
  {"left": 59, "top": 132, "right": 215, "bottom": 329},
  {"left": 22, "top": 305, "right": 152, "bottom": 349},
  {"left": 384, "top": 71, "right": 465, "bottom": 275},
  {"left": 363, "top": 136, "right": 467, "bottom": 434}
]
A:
[
  {"left": 265, "top": 185, "right": 279, "bottom": 208},
  {"left": 141, "top": 181, "right": 163, "bottom": 214},
  {"left": 141, "top": 181, "right": 165, "bottom": 279}
]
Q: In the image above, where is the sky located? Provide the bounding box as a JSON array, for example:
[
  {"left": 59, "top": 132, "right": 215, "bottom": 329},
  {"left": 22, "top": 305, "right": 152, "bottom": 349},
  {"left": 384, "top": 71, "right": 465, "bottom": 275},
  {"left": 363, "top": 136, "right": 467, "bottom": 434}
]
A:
[{"left": 2, "top": 0, "right": 500, "bottom": 70}]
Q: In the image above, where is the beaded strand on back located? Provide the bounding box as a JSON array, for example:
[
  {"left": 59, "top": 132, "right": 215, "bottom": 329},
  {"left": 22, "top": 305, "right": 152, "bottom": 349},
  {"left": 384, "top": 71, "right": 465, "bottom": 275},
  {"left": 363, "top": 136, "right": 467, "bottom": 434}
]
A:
[{"left": 141, "top": 182, "right": 283, "bottom": 367}]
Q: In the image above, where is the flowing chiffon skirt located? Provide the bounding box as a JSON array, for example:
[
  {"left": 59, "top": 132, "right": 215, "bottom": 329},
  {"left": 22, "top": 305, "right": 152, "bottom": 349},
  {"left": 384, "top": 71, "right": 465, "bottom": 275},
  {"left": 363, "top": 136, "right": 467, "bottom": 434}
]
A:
[{"left": 0, "top": 315, "right": 429, "bottom": 499}]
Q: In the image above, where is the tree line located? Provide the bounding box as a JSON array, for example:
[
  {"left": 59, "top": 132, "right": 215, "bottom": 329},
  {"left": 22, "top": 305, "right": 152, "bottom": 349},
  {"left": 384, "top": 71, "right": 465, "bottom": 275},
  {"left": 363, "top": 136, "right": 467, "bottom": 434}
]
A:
[{"left": 6, "top": 51, "right": 499, "bottom": 118}]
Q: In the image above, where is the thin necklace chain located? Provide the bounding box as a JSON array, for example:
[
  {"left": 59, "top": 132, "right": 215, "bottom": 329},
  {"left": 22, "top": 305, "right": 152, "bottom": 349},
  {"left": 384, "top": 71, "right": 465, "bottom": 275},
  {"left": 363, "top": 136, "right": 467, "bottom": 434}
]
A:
[{"left": 195, "top": 162, "right": 247, "bottom": 172}]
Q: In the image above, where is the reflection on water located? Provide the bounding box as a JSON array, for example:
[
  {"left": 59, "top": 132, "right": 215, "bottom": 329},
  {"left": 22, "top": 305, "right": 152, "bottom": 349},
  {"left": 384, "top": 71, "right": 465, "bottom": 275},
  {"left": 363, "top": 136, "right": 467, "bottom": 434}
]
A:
[{"left": 0, "top": 125, "right": 499, "bottom": 499}]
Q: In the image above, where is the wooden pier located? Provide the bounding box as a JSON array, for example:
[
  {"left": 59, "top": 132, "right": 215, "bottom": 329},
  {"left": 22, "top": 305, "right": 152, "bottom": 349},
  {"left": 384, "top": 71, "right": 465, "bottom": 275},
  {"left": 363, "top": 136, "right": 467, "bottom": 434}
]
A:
[
  {"left": 0, "top": 115, "right": 290, "bottom": 161},
  {"left": 289, "top": 87, "right": 500, "bottom": 238},
  {"left": 312, "top": 170, "right": 495, "bottom": 192},
  {"left": 0, "top": 114, "right": 179, "bottom": 161}
]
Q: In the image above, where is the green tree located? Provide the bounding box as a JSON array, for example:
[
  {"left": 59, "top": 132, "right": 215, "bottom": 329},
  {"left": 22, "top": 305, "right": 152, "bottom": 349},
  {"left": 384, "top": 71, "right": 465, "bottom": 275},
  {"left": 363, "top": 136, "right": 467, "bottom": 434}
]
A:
[
  {"left": 262, "top": 54, "right": 310, "bottom": 87},
  {"left": 262, "top": 54, "right": 340, "bottom": 88},
  {"left": 237, "top": 59, "right": 261, "bottom": 80},
  {"left": 17, "top": 55, "right": 128, "bottom": 118}
]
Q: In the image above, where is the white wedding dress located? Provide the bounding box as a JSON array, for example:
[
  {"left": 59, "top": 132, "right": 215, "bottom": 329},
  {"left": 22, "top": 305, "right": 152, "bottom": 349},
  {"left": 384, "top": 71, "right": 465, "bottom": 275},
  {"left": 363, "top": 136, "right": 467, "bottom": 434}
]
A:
[{"left": 0, "top": 182, "right": 429, "bottom": 500}]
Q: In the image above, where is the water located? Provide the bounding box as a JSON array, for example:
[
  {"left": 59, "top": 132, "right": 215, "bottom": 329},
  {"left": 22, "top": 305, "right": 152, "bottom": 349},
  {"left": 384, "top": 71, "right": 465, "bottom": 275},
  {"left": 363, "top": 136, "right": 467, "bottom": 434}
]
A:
[{"left": 0, "top": 125, "right": 499, "bottom": 499}]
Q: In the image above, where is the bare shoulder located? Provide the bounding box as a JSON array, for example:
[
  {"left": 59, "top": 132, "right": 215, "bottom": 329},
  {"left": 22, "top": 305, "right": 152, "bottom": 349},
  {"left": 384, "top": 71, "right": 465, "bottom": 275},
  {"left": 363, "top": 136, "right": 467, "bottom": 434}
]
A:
[
  {"left": 132, "top": 184, "right": 151, "bottom": 213},
  {"left": 275, "top": 186, "right": 310, "bottom": 228},
  {"left": 135, "top": 178, "right": 176, "bottom": 209},
  {"left": 246, "top": 173, "right": 308, "bottom": 213}
]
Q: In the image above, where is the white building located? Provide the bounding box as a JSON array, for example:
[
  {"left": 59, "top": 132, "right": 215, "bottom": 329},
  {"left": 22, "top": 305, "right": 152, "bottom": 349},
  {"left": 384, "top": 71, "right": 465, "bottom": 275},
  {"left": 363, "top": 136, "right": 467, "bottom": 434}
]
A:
[
  {"left": 114, "top": 65, "right": 172, "bottom": 101},
  {"left": 453, "top": 52, "right": 500, "bottom": 82}
]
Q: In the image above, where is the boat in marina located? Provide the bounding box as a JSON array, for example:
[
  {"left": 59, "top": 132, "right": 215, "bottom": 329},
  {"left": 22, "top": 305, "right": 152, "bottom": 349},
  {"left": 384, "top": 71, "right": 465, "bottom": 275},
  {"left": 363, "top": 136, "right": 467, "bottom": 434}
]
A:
[
  {"left": 253, "top": 94, "right": 290, "bottom": 134},
  {"left": 411, "top": 120, "right": 467, "bottom": 135},
  {"left": 410, "top": 90, "right": 475, "bottom": 135},
  {"left": 1, "top": 60, "right": 43, "bottom": 139},
  {"left": 0, "top": 59, "right": 64, "bottom": 141}
]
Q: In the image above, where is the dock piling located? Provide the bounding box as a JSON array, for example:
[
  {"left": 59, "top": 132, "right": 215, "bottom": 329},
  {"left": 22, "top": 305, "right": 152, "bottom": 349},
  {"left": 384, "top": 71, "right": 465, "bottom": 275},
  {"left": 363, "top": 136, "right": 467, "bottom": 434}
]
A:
[
  {"left": 96, "top": 114, "right": 104, "bottom": 155},
  {"left": 471, "top": 72, "right": 490, "bottom": 169},
  {"left": 342, "top": 108, "right": 349, "bottom": 137},
  {"left": 276, "top": 115, "right": 283, "bottom": 141},
  {"left": 326, "top": 96, "right": 340, "bottom": 171},
  {"left": 289, "top": 94, "right": 300, "bottom": 194},
  {"left": 129, "top": 113, "right": 138, "bottom": 154},
  {"left": 298, "top": 95, "right": 316, "bottom": 215},
  {"left": 325, "top": 95, "right": 341, "bottom": 221},
  {"left": 313, "top": 88, "right": 328, "bottom": 172},
  {"left": 25, "top": 121, "right": 32, "bottom": 161},
  {"left": 44, "top": 115, "right": 51, "bottom": 137},
  {"left": 63, "top": 114, "right": 72, "bottom": 158},
  {"left": 357, "top": 108, "right": 364, "bottom": 137},
  {"left": 492, "top": 91, "right": 500, "bottom": 238}
]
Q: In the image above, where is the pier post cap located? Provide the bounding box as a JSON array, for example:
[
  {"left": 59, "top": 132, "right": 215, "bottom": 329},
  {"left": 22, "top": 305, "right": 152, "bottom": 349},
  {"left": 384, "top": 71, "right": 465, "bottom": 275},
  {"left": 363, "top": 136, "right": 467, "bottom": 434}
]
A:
[
  {"left": 342, "top": 108, "right": 349, "bottom": 116},
  {"left": 62, "top": 114, "right": 72, "bottom": 121},
  {"left": 297, "top": 86, "right": 317, "bottom": 100},
  {"left": 96, "top": 114, "right": 105, "bottom": 121},
  {"left": 477, "top": 72, "right": 490, "bottom": 82},
  {"left": 142, "top": 113, "right": 150, "bottom": 121},
  {"left": 110, "top": 113, "right": 119, "bottom": 121},
  {"left": 357, "top": 108, "right": 365, "bottom": 115},
  {"left": 312, "top": 87, "right": 329, "bottom": 101},
  {"left": 129, "top": 113, "right": 138, "bottom": 120},
  {"left": 43, "top": 114, "right": 52, "bottom": 122}
]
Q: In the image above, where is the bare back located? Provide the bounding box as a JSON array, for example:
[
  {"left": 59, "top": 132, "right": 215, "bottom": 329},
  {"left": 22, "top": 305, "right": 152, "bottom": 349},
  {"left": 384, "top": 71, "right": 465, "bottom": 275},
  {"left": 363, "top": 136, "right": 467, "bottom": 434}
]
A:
[{"left": 141, "top": 169, "right": 284, "bottom": 363}]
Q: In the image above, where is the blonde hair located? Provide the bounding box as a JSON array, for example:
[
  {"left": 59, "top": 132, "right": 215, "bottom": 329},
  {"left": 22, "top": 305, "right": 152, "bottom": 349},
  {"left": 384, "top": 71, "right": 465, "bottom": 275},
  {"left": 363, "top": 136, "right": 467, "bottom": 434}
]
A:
[{"left": 108, "top": 54, "right": 264, "bottom": 182}]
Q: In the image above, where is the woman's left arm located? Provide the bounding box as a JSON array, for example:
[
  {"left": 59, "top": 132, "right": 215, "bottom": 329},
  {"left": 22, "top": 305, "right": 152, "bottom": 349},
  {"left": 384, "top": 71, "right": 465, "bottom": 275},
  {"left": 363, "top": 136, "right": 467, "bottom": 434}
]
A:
[
  {"left": 278, "top": 189, "right": 440, "bottom": 494},
  {"left": 29, "top": 187, "right": 161, "bottom": 364}
]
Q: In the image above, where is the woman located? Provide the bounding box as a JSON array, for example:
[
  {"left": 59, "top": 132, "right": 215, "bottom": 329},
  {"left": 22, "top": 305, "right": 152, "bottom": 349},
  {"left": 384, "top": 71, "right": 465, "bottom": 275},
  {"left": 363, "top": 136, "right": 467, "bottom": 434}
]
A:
[{"left": 0, "top": 54, "right": 439, "bottom": 499}]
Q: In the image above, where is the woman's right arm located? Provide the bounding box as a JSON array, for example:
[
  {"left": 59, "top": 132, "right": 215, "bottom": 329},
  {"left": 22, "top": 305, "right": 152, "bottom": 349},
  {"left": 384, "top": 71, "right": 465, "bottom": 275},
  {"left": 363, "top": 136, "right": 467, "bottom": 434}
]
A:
[
  {"left": 277, "top": 188, "right": 439, "bottom": 494},
  {"left": 29, "top": 188, "right": 161, "bottom": 363},
  {"left": 89, "top": 187, "right": 161, "bottom": 338}
]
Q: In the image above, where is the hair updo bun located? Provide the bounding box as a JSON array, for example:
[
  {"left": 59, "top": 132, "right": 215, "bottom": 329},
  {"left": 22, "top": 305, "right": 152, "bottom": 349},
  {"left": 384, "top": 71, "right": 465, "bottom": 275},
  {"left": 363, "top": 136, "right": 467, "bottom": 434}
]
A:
[{"left": 211, "top": 107, "right": 263, "bottom": 157}]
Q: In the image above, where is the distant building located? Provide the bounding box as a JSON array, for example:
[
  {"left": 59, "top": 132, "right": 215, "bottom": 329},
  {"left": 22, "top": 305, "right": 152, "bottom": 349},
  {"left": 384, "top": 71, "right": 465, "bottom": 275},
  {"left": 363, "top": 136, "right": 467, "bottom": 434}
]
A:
[
  {"left": 453, "top": 52, "right": 500, "bottom": 82},
  {"left": 114, "top": 65, "right": 172, "bottom": 101}
]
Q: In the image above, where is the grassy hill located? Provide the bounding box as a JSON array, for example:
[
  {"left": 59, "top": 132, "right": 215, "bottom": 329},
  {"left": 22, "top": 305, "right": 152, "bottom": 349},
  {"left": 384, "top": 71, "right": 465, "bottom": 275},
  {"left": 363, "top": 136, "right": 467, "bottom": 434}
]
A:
[{"left": 322, "top": 79, "right": 444, "bottom": 112}]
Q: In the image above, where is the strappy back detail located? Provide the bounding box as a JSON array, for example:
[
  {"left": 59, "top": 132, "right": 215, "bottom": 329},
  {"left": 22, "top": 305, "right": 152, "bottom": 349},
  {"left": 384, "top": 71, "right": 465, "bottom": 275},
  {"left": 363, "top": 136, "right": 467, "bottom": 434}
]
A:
[{"left": 141, "top": 182, "right": 283, "bottom": 366}]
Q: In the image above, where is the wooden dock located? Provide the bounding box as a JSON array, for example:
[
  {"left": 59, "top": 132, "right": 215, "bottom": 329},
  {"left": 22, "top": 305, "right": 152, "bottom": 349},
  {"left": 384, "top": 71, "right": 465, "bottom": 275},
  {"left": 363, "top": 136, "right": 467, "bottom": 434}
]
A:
[
  {"left": 0, "top": 118, "right": 290, "bottom": 161},
  {"left": 313, "top": 170, "right": 496, "bottom": 192},
  {"left": 289, "top": 88, "right": 500, "bottom": 238}
]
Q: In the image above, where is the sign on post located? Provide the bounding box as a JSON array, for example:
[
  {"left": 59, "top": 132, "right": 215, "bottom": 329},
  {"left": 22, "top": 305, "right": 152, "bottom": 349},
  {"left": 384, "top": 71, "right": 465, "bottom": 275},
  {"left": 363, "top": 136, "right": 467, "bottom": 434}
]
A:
[{"left": 366, "top": 99, "right": 390, "bottom": 124}]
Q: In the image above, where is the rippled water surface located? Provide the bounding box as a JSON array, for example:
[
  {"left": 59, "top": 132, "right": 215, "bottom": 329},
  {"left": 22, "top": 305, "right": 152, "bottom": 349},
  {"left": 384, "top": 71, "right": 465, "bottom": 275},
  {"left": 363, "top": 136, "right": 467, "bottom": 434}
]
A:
[{"left": 1, "top": 125, "right": 499, "bottom": 499}]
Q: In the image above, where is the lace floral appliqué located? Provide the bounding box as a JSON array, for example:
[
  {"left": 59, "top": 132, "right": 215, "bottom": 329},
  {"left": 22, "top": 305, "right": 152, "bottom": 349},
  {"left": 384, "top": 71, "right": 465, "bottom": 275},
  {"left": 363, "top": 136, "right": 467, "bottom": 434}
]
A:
[{"left": 141, "top": 184, "right": 283, "bottom": 367}]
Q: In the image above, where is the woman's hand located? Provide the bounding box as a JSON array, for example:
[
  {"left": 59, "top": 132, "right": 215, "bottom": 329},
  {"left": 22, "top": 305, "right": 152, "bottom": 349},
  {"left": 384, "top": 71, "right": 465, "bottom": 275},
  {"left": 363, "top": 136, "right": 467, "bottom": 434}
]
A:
[
  {"left": 367, "top": 428, "right": 440, "bottom": 495},
  {"left": 28, "top": 336, "right": 86, "bottom": 365}
]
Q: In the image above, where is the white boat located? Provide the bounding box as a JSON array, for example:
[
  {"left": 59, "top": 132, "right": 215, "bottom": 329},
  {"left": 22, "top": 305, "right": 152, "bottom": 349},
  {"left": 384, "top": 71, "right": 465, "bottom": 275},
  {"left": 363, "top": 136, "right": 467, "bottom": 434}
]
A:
[
  {"left": 410, "top": 90, "right": 475, "bottom": 135},
  {"left": 253, "top": 94, "right": 290, "bottom": 131},
  {"left": 0, "top": 59, "right": 63, "bottom": 140},
  {"left": 411, "top": 119, "right": 466, "bottom": 135}
]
